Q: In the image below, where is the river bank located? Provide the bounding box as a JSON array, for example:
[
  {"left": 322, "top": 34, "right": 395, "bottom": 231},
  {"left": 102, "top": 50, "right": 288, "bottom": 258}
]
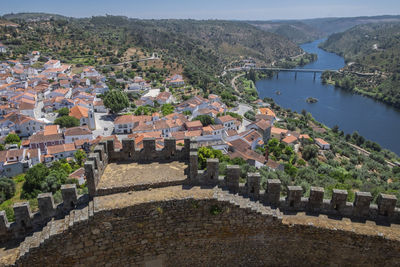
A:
[{"left": 255, "top": 39, "right": 400, "bottom": 156}]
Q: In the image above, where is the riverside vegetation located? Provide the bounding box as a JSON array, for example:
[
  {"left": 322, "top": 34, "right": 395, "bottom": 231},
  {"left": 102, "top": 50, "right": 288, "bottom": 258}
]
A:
[{"left": 320, "top": 23, "right": 400, "bottom": 108}]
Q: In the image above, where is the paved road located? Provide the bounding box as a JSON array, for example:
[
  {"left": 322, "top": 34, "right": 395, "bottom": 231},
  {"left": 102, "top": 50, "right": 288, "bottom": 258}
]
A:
[
  {"left": 93, "top": 113, "right": 115, "bottom": 138},
  {"left": 230, "top": 103, "right": 252, "bottom": 117}
]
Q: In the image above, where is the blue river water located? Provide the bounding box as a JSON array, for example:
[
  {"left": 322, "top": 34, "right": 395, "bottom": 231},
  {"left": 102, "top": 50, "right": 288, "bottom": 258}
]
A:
[{"left": 256, "top": 39, "right": 400, "bottom": 155}]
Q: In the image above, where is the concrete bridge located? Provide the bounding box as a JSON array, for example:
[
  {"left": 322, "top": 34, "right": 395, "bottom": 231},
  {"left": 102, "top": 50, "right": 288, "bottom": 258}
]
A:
[{"left": 228, "top": 67, "right": 339, "bottom": 80}]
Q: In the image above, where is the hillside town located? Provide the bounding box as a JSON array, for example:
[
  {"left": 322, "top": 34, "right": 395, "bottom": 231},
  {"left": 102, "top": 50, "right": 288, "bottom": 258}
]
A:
[{"left": 0, "top": 50, "right": 333, "bottom": 181}]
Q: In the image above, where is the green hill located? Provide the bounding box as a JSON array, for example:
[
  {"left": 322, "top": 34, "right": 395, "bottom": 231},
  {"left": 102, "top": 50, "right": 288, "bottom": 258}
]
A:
[
  {"left": 249, "top": 21, "right": 323, "bottom": 44},
  {"left": 0, "top": 14, "right": 302, "bottom": 92},
  {"left": 320, "top": 23, "right": 400, "bottom": 108}
]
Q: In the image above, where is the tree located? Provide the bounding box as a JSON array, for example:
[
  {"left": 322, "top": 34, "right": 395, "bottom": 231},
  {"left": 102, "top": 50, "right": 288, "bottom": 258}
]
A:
[
  {"left": 22, "top": 164, "right": 50, "bottom": 198},
  {"left": 161, "top": 104, "right": 174, "bottom": 116},
  {"left": 74, "top": 150, "right": 87, "bottom": 166},
  {"left": 332, "top": 125, "right": 339, "bottom": 133},
  {"left": 193, "top": 115, "right": 215, "bottom": 126},
  {"left": 54, "top": 116, "right": 80, "bottom": 128},
  {"left": 40, "top": 169, "right": 68, "bottom": 194},
  {"left": 197, "top": 146, "right": 230, "bottom": 169},
  {"left": 0, "top": 177, "right": 16, "bottom": 204},
  {"left": 104, "top": 90, "right": 129, "bottom": 114},
  {"left": 57, "top": 107, "right": 69, "bottom": 117},
  {"left": 5, "top": 133, "right": 20, "bottom": 144},
  {"left": 302, "top": 145, "right": 319, "bottom": 161}
]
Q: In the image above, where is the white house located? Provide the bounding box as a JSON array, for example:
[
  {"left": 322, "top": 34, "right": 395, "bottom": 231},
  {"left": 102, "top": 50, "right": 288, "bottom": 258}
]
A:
[
  {"left": 64, "top": 126, "right": 93, "bottom": 144},
  {"left": 44, "top": 60, "right": 61, "bottom": 69},
  {"left": 315, "top": 138, "right": 330, "bottom": 150},
  {"left": 215, "top": 115, "right": 240, "bottom": 131},
  {"left": 46, "top": 143, "right": 77, "bottom": 160}
]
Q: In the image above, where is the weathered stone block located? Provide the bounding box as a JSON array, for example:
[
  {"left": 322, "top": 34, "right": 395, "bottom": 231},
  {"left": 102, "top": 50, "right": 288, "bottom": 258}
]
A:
[
  {"left": 106, "top": 139, "right": 115, "bottom": 154},
  {"left": 266, "top": 179, "right": 281, "bottom": 206},
  {"left": 61, "top": 184, "right": 78, "bottom": 211},
  {"left": 226, "top": 165, "right": 240, "bottom": 193},
  {"left": 331, "top": 189, "right": 348, "bottom": 211},
  {"left": 189, "top": 152, "right": 198, "bottom": 182},
  {"left": 206, "top": 158, "right": 219, "bottom": 183},
  {"left": 247, "top": 173, "right": 261, "bottom": 199},
  {"left": 122, "top": 138, "right": 135, "bottom": 159},
  {"left": 88, "top": 152, "right": 101, "bottom": 170},
  {"left": 143, "top": 138, "right": 156, "bottom": 152},
  {"left": 94, "top": 145, "right": 106, "bottom": 162},
  {"left": 286, "top": 186, "right": 302, "bottom": 208},
  {"left": 0, "top": 210, "right": 9, "bottom": 232},
  {"left": 164, "top": 138, "right": 177, "bottom": 159},
  {"left": 38, "top": 193, "right": 55, "bottom": 220},
  {"left": 308, "top": 187, "right": 324, "bottom": 210},
  {"left": 13, "top": 202, "right": 33, "bottom": 229},
  {"left": 377, "top": 193, "right": 397, "bottom": 217},
  {"left": 84, "top": 161, "right": 96, "bottom": 197},
  {"left": 353, "top": 191, "right": 373, "bottom": 217}
]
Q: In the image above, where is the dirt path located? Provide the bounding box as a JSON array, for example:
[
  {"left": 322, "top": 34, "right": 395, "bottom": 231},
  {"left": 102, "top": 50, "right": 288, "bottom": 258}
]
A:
[
  {"left": 347, "top": 142, "right": 396, "bottom": 168},
  {"left": 231, "top": 73, "right": 245, "bottom": 94}
]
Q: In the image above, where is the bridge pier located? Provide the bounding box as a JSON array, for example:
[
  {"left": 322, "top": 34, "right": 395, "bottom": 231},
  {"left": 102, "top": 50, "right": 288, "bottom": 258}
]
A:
[
  {"left": 295, "top": 72, "right": 297, "bottom": 80},
  {"left": 313, "top": 72, "right": 316, "bottom": 81},
  {"left": 276, "top": 72, "right": 279, "bottom": 79}
]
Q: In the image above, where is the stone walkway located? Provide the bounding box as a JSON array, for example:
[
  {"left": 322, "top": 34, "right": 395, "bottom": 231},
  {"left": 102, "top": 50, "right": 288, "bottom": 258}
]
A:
[{"left": 97, "top": 161, "right": 188, "bottom": 190}]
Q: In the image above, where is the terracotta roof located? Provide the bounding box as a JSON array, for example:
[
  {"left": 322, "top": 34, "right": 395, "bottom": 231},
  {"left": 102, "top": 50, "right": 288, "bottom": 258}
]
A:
[
  {"left": 185, "top": 120, "right": 202, "bottom": 128},
  {"left": 26, "top": 148, "right": 39, "bottom": 156},
  {"left": 228, "top": 149, "right": 265, "bottom": 165},
  {"left": 225, "top": 129, "right": 238, "bottom": 137},
  {"left": 315, "top": 138, "right": 329, "bottom": 145},
  {"left": 114, "top": 115, "right": 152, "bottom": 125},
  {"left": 69, "top": 105, "right": 88, "bottom": 120},
  {"left": 47, "top": 143, "right": 76, "bottom": 155},
  {"left": 266, "top": 159, "right": 282, "bottom": 170},
  {"left": 30, "top": 132, "right": 63, "bottom": 144},
  {"left": 254, "top": 119, "right": 271, "bottom": 131},
  {"left": 299, "top": 134, "right": 310, "bottom": 140},
  {"left": 74, "top": 138, "right": 90, "bottom": 147},
  {"left": 64, "top": 126, "right": 92, "bottom": 136},
  {"left": 241, "top": 129, "right": 262, "bottom": 143},
  {"left": 44, "top": 125, "right": 59, "bottom": 136},
  {"left": 271, "top": 127, "right": 288, "bottom": 135},
  {"left": 282, "top": 135, "right": 298, "bottom": 144},
  {"left": 217, "top": 115, "right": 236, "bottom": 123},
  {"left": 259, "top": 108, "right": 276, "bottom": 117},
  {"left": 229, "top": 138, "right": 251, "bottom": 152},
  {"left": 69, "top": 167, "right": 85, "bottom": 179},
  {"left": 19, "top": 101, "right": 35, "bottom": 110}
]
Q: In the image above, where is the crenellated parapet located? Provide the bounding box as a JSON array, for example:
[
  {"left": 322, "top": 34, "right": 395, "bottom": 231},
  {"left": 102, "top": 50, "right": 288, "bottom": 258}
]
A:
[
  {"left": 187, "top": 149, "right": 400, "bottom": 224},
  {"left": 0, "top": 184, "right": 88, "bottom": 245},
  {"left": 84, "top": 137, "right": 192, "bottom": 198}
]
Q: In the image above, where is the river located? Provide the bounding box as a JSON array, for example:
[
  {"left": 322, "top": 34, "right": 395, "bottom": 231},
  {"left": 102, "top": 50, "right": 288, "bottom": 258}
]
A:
[{"left": 255, "top": 39, "right": 400, "bottom": 156}]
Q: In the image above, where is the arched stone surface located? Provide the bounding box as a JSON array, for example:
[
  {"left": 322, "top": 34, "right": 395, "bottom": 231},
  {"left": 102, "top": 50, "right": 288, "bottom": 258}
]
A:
[{"left": 14, "top": 187, "right": 400, "bottom": 266}]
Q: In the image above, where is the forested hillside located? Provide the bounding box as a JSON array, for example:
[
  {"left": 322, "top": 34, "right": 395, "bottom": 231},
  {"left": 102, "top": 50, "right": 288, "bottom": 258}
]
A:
[
  {"left": 0, "top": 14, "right": 302, "bottom": 91},
  {"left": 320, "top": 23, "right": 400, "bottom": 108},
  {"left": 249, "top": 21, "right": 323, "bottom": 44},
  {"left": 303, "top": 15, "right": 400, "bottom": 35}
]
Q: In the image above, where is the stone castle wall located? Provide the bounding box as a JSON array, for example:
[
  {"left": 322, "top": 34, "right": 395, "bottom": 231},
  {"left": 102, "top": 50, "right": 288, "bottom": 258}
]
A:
[
  {"left": 2, "top": 137, "right": 400, "bottom": 265},
  {"left": 13, "top": 194, "right": 400, "bottom": 266}
]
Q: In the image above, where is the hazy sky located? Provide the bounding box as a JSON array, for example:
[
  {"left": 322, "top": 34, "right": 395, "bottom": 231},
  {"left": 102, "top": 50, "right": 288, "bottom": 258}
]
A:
[{"left": 2, "top": 0, "right": 400, "bottom": 20}]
